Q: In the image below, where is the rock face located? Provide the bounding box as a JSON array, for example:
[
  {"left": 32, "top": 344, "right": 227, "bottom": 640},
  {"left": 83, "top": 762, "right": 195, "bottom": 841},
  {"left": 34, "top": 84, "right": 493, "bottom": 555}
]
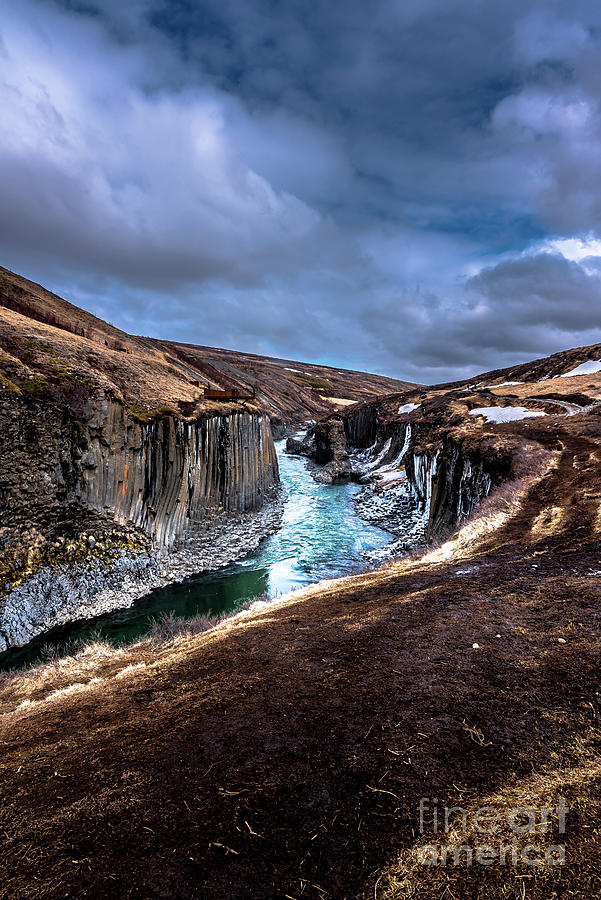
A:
[
  {"left": 343, "top": 403, "right": 378, "bottom": 449},
  {"left": 419, "top": 437, "right": 493, "bottom": 536},
  {"left": 72, "top": 397, "right": 279, "bottom": 546},
  {"left": 403, "top": 435, "right": 493, "bottom": 540},
  {"left": 302, "top": 401, "right": 501, "bottom": 547},
  {"left": 0, "top": 390, "right": 280, "bottom": 650},
  {"left": 312, "top": 417, "right": 354, "bottom": 483},
  {"left": 285, "top": 431, "right": 316, "bottom": 457}
]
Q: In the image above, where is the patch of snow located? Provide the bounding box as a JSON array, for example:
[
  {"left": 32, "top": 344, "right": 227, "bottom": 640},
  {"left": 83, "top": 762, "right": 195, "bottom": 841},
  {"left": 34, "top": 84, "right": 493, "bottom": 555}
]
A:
[
  {"left": 373, "top": 470, "right": 408, "bottom": 487},
  {"left": 398, "top": 402, "right": 419, "bottom": 415},
  {"left": 469, "top": 406, "right": 546, "bottom": 424},
  {"left": 285, "top": 367, "right": 301, "bottom": 373},
  {"left": 370, "top": 426, "right": 412, "bottom": 476},
  {"left": 556, "top": 360, "right": 601, "bottom": 378},
  {"left": 485, "top": 381, "right": 523, "bottom": 388},
  {"left": 367, "top": 437, "right": 392, "bottom": 470}
]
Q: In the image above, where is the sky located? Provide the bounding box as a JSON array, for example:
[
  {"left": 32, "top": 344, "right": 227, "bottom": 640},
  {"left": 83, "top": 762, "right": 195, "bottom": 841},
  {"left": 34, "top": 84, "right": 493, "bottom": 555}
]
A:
[{"left": 1, "top": 1, "right": 601, "bottom": 382}]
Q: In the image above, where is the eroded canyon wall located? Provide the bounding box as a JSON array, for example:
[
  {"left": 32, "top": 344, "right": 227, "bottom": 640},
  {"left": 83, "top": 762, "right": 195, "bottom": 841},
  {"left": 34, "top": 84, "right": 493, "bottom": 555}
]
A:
[
  {"left": 0, "top": 389, "right": 281, "bottom": 650},
  {"left": 312, "top": 402, "right": 503, "bottom": 542},
  {"left": 72, "top": 396, "right": 279, "bottom": 546}
]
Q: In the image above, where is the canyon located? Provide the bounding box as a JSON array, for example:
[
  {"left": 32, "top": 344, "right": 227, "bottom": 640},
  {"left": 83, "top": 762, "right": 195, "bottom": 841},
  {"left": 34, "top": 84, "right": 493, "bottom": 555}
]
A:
[
  {"left": 4, "top": 268, "right": 601, "bottom": 898},
  {"left": 0, "top": 266, "right": 412, "bottom": 650},
  {"left": 2, "top": 329, "right": 601, "bottom": 897}
]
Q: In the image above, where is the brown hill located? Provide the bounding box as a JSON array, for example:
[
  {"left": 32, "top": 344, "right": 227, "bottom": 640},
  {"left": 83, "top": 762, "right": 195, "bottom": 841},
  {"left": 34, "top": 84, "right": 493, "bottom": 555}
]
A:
[{"left": 0, "top": 266, "right": 414, "bottom": 427}]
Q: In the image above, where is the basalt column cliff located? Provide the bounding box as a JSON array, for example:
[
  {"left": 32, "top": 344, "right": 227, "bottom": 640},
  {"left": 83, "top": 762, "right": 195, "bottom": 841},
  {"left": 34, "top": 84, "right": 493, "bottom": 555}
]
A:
[{"left": 0, "top": 389, "right": 280, "bottom": 651}]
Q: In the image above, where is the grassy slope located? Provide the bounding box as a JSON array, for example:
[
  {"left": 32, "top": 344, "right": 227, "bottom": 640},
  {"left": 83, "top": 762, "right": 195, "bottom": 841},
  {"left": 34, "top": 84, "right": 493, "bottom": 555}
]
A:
[
  {"left": 0, "top": 266, "right": 414, "bottom": 423},
  {"left": 1, "top": 400, "right": 601, "bottom": 897}
]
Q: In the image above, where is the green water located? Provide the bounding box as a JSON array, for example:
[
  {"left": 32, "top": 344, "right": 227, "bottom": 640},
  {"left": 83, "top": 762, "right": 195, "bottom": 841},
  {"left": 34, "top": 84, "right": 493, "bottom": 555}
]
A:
[{"left": 1, "top": 440, "right": 393, "bottom": 670}]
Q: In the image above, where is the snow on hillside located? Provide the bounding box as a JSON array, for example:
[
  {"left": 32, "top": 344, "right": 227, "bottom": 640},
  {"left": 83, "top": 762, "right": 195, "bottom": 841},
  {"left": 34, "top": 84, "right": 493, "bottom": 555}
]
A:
[
  {"left": 469, "top": 406, "right": 546, "bottom": 424},
  {"left": 398, "top": 402, "right": 419, "bottom": 414},
  {"left": 557, "top": 360, "right": 601, "bottom": 379}
]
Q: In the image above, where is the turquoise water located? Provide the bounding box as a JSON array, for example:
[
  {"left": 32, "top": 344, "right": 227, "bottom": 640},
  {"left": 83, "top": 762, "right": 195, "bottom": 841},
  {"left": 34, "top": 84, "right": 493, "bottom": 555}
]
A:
[{"left": 1, "top": 441, "right": 393, "bottom": 669}]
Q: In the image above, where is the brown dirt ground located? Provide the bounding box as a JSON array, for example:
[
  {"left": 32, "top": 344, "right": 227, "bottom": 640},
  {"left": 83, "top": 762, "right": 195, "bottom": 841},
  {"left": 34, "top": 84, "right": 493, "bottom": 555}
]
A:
[{"left": 2, "top": 408, "right": 601, "bottom": 898}]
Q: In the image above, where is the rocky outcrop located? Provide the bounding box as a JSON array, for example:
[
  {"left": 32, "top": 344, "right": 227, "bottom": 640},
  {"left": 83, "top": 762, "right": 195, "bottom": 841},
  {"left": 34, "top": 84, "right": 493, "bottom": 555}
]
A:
[
  {"left": 303, "top": 402, "right": 501, "bottom": 547},
  {"left": 0, "top": 389, "right": 281, "bottom": 650},
  {"left": 312, "top": 417, "right": 353, "bottom": 483},
  {"left": 286, "top": 430, "right": 316, "bottom": 457},
  {"left": 287, "top": 404, "right": 379, "bottom": 484},
  {"left": 285, "top": 418, "right": 352, "bottom": 482}
]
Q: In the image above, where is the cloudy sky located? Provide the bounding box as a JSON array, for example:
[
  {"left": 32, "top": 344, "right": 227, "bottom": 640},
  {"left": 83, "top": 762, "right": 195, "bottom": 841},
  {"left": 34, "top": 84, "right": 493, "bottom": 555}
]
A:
[{"left": 1, "top": 0, "right": 601, "bottom": 382}]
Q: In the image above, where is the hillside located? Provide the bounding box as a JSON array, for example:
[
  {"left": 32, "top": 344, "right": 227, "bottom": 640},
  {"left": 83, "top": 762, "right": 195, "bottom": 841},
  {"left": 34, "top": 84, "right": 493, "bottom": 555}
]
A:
[
  {"left": 0, "top": 266, "right": 414, "bottom": 428},
  {"left": 2, "top": 343, "right": 601, "bottom": 897}
]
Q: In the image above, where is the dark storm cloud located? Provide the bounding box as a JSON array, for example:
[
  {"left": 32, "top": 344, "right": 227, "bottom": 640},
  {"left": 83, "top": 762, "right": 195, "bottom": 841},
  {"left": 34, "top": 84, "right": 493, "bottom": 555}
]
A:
[{"left": 2, "top": 0, "right": 601, "bottom": 381}]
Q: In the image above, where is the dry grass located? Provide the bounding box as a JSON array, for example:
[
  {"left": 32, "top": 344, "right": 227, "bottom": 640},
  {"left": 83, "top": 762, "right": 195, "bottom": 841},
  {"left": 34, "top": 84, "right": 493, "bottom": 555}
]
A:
[
  {"left": 377, "top": 761, "right": 601, "bottom": 899},
  {"left": 2, "top": 370, "right": 601, "bottom": 896},
  {"left": 0, "top": 592, "right": 274, "bottom": 715},
  {"left": 0, "top": 264, "right": 414, "bottom": 423}
]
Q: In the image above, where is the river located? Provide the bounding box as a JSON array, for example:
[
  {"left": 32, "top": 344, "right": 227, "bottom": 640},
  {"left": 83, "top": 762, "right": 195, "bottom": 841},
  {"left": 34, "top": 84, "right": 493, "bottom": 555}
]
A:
[{"left": 1, "top": 440, "right": 394, "bottom": 669}]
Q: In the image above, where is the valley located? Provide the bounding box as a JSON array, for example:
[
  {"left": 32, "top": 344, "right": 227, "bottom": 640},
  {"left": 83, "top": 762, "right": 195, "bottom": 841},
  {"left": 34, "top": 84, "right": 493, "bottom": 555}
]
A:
[{"left": 2, "top": 270, "right": 601, "bottom": 898}]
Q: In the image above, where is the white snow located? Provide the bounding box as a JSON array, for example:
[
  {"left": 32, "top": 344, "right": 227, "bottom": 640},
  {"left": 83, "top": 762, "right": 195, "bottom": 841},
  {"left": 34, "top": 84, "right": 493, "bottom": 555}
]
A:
[
  {"left": 376, "top": 426, "right": 412, "bottom": 476},
  {"left": 556, "top": 360, "right": 601, "bottom": 378},
  {"left": 368, "top": 438, "right": 392, "bottom": 470},
  {"left": 469, "top": 406, "right": 546, "bottom": 424},
  {"left": 398, "top": 402, "right": 419, "bottom": 415},
  {"left": 285, "top": 368, "right": 301, "bottom": 373},
  {"left": 373, "top": 469, "right": 408, "bottom": 487},
  {"left": 356, "top": 426, "right": 412, "bottom": 480},
  {"left": 485, "top": 381, "right": 523, "bottom": 388}
]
